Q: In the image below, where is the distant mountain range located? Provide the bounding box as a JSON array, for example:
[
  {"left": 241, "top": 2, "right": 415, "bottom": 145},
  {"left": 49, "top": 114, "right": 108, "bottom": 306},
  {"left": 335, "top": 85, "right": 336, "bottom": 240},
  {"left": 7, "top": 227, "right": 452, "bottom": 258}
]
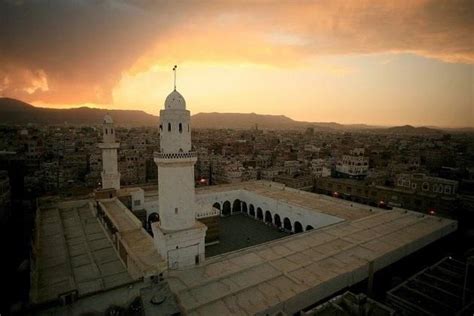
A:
[
  {"left": 0, "top": 97, "right": 471, "bottom": 133},
  {"left": 0, "top": 98, "right": 157, "bottom": 126}
]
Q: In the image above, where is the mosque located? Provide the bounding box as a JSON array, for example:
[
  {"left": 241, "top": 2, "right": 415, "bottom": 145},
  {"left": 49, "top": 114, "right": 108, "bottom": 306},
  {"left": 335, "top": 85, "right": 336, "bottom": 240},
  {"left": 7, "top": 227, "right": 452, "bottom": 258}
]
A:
[{"left": 30, "top": 72, "right": 457, "bottom": 315}]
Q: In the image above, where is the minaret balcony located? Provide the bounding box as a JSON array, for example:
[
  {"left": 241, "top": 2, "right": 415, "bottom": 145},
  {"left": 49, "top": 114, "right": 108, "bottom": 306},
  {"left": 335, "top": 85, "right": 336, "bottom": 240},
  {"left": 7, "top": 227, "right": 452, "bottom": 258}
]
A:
[
  {"left": 98, "top": 142, "right": 120, "bottom": 149},
  {"left": 154, "top": 151, "right": 198, "bottom": 164}
]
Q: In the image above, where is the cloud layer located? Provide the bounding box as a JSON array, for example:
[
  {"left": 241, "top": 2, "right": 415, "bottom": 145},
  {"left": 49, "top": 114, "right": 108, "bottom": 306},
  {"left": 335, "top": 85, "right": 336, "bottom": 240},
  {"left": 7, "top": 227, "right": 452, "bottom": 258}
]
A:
[{"left": 0, "top": 0, "right": 472, "bottom": 105}]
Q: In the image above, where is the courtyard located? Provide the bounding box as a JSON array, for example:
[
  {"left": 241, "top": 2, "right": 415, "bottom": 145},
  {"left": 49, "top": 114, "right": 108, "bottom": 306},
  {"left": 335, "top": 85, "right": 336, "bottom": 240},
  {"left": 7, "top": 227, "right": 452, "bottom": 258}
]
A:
[{"left": 205, "top": 213, "right": 289, "bottom": 257}]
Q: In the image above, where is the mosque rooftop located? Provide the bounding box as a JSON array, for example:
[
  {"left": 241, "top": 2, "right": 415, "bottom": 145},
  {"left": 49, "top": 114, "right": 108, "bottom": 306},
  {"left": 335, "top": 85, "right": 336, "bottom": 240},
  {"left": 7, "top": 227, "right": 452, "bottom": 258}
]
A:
[
  {"left": 167, "top": 208, "right": 456, "bottom": 315},
  {"left": 31, "top": 197, "right": 165, "bottom": 306},
  {"left": 31, "top": 199, "right": 133, "bottom": 305},
  {"left": 31, "top": 181, "right": 457, "bottom": 314}
]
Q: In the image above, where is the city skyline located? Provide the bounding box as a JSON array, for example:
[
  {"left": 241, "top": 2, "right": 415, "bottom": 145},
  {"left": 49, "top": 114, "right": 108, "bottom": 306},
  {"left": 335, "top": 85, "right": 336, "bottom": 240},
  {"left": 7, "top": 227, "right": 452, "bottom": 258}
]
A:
[{"left": 0, "top": 0, "right": 473, "bottom": 127}]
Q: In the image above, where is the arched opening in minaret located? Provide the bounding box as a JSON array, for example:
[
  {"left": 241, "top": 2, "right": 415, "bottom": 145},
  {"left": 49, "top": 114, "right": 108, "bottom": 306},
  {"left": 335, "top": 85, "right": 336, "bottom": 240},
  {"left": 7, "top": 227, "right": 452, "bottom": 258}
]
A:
[
  {"left": 294, "top": 221, "right": 303, "bottom": 233},
  {"left": 232, "top": 199, "right": 241, "bottom": 213},
  {"left": 168, "top": 123, "right": 171, "bottom": 131},
  {"left": 265, "top": 211, "right": 272, "bottom": 224},
  {"left": 256, "top": 207, "right": 263, "bottom": 221},
  {"left": 222, "top": 201, "right": 231, "bottom": 216},
  {"left": 283, "top": 217, "right": 292, "bottom": 232},
  {"left": 306, "top": 225, "right": 314, "bottom": 231},
  {"left": 179, "top": 123, "right": 183, "bottom": 133},
  {"left": 242, "top": 202, "right": 248, "bottom": 214},
  {"left": 249, "top": 204, "right": 255, "bottom": 217},
  {"left": 105, "top": 128, "right": 108, "bottom": 134},
  {"left": 274, "top": 214, "right": 282, "bottom": 228},
  {"left": 212, "top": 202, "right": 221, "bottom": 210}
]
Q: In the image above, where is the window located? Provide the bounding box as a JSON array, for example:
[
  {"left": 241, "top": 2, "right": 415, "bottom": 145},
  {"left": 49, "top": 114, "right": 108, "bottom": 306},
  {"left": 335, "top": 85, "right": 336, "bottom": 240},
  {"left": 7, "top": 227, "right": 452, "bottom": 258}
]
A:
[
  {"left": 105, "top": 128, "right": 108, "bottom": 135},
  {"left": 111, "top": 128, "right": 114, "bottom": 134},
  {"left": 159, "top": 124, "right": 163, "bottom": 131},
  {"left": 175, "top": 207, "right": 178, "bottom": 214},
  {"left": 444, "top": 186, "right": 451, "bottom": 194},
  {"left": 134, "top": 200, "right": 141, "bottom": 206},
  {"left": 168, "top": 123, "right": 171, "bottom": 131},
  {"left": 179, "top": 123, "right": 183, "bottom": 133}
]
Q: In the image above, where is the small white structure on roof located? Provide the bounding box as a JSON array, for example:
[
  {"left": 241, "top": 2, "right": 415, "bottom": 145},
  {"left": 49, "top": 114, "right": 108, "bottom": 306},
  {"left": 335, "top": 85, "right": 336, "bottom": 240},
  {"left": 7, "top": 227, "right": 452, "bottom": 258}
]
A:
[{"left": 98, "top": 114, "right": 120, "bottom": 190}]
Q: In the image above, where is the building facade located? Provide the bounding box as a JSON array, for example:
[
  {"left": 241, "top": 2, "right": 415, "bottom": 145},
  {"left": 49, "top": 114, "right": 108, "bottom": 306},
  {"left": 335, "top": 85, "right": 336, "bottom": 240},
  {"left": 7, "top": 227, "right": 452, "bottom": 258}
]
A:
[{"left": 335, "top": 148, "right": 369, "bottom": 179}]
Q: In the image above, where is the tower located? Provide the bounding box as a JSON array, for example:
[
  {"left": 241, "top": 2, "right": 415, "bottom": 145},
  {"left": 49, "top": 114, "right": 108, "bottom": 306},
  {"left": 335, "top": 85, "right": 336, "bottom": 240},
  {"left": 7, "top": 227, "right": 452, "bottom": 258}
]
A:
[
  {"left": 153, "top": 66, "right": 206, "bottom": 269},
  {"left": 98, "top": 114, "right": 120, "bottom": 190}
]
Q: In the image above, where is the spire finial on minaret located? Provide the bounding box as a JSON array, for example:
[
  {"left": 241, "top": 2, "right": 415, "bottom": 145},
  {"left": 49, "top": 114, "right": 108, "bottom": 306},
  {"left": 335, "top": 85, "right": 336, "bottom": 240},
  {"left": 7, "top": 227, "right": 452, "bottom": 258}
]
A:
[{"left": 173, "top": 65, "right": 177, "bottom": 90}]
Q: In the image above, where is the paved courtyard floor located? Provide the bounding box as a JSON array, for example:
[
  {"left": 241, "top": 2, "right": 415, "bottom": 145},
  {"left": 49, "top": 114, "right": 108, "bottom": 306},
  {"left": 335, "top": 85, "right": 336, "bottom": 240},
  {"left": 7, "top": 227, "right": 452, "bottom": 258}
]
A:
[{"left": 205, "top": 213, "right": 288, "bottom": 257}]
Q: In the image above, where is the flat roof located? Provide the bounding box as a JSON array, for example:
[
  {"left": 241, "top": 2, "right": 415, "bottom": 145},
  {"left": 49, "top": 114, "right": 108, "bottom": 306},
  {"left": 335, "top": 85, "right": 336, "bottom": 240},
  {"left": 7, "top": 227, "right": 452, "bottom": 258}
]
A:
[
  {"left": 31, "top": 199, "right": 133, "bottom": 304},
  {"left": 99, "top": 198, "right": 166, "bottom": 276},
  {"left": 119, "top": 229, "right": 167, "bottom": 276},
  {"left": 100, "top": 199, "right": 142, "bottom": 232},
  {"left": 387, "top": 257, "right": 472, "bottom": 315},
  {"left": 167, "top": 209, "right": 456, "bottom": 315}
]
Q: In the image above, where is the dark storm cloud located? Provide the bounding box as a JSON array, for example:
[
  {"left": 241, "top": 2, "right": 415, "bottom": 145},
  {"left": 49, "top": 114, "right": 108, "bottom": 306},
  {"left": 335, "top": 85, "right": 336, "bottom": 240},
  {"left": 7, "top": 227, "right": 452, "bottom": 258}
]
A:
[{"left": 0, "top": 0, "right": 183, "bottom": 103}]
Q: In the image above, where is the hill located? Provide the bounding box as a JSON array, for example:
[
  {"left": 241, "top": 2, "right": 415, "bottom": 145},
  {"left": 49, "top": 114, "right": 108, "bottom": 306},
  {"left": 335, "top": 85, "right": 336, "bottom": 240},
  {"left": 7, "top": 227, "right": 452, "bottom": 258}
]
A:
[
  {"left": 0, "top": 98, "right": 466, "bottom": 132},
  {"left": 191, "top": 112, "right": 299, "bottom": 129},
  {"left": 0, "top": 98, "right": 157, "bottom": 126},
  {"left": 380, "top": 125, "right": 442, "bottom": 135}
]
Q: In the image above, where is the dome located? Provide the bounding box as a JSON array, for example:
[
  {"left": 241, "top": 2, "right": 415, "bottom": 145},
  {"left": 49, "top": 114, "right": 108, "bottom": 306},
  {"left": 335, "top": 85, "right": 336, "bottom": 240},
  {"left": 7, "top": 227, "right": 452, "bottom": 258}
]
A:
[
  {"left": 103, "top": 114, "right": 113, "bottom": 124},
  {"left": 164, "top": 90, "right": 186, "bottom": 110}
]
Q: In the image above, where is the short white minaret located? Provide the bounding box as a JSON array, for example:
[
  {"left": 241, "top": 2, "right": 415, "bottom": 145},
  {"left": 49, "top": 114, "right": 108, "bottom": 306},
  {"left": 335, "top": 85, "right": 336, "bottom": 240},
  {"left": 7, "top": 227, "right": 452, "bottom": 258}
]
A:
[
  {"left": 98, "top": 114, "right": 120, "bottom": 190},
  {"left": 153, "top": 66, "right": 206, "bottom": 269}
]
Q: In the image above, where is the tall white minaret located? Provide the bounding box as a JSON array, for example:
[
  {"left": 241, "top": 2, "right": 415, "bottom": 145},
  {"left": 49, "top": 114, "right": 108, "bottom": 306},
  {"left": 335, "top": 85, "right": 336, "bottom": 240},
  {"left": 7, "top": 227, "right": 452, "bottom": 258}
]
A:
[
  {"left": 153, "top": 66, "right": 206, "bottom": 269},
  {"left": 98, "top": 114, "right": 120, "bottom": 190}
]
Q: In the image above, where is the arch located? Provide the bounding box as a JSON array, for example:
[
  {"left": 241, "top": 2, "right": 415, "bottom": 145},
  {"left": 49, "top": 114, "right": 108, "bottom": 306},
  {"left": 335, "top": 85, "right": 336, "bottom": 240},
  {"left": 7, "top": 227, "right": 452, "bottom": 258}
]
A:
[
  {"left": 212, "top": 202, "right": 221, "bottom": 210},
  {"left": 159, "top": 124, "right": 163, "bottom": 131},
  {"left": 256, "top": 207, "right": 263, "bottom": 220},
  {"left": 274, "top": 214, "right": 282, "bottom": 228},
  {"left": 232, "top": 199, "right": 241, "bottom": 213},
  {"left": 283, "top": 217, "right": 292, "bottom": 231},
  {"left": 111, "top": 128, "right": 114, "bottom": 134},
  {"left": 306, "top": 225, "right": 314, "bottom": 231},
  {"left": 148, "top": 212, "right": 160, "bottom": 228},
  {"left": 222, "top": 201, "right": 231, "bottom": 216},
  {"left": 294, "top": 221, "right": 303, "bottom": 233},
  {"left": 265, "top": 210, "right": 272, "bottom": 224},
  {"left": 249, "top": 204, "right": 255, "bottom": 217},
  {"left": 179, "top": 123, "right": 183, "bottom": 133},
  {"left": 168, "top": 122, "right": 171, "bottom": 131},
  {"left": 105, "top": 128, "right": 108, "bottom": 135},
  {"left": 242, "top": 202, "right": 248, "bottom": 214}
]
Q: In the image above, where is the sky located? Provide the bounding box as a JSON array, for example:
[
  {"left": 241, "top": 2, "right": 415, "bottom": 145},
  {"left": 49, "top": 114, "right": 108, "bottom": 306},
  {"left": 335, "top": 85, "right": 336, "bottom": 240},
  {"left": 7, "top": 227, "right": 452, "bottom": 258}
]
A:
[{"left": 0, "top": 0, "right": 473, "bottom": 127}]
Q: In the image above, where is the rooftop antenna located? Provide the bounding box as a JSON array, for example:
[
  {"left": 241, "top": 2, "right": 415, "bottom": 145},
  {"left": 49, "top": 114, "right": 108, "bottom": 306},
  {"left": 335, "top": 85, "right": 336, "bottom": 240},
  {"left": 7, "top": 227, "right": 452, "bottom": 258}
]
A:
[{"left": 173, "top": 65, "right": 177, "bottom": 90}]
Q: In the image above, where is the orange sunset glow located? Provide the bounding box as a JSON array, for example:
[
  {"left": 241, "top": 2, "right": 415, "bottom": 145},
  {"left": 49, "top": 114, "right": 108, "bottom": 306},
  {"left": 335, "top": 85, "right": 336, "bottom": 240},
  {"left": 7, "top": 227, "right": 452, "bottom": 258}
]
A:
[{"left": 0, "top": 0, "right": 473, "bottom": 127}]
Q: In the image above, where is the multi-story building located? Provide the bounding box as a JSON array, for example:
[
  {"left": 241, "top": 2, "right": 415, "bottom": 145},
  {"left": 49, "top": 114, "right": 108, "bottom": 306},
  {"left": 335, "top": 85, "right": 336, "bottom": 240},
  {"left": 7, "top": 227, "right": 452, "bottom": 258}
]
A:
[
  {"left": 335, "top": 148, "right": 369, "bottom": 179},
  {"left": 395, "top": 173, "right": 458, "bottom": 196},
  {"left": 315, "top": 176, "right": 458, "bottom": 216},
  {"left": 274, "top": 174, "right": 314, "bottom": 191},
  {"left": 311, "top": 158, "right": 331, "bottom": 178}
]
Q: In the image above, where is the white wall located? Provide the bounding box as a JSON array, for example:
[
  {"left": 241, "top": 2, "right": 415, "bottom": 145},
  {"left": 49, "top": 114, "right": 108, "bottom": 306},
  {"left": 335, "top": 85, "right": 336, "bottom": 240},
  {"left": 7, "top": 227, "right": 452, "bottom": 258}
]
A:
[{"left": 196, "top": 188, "right": 344, "bottom": 232}]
